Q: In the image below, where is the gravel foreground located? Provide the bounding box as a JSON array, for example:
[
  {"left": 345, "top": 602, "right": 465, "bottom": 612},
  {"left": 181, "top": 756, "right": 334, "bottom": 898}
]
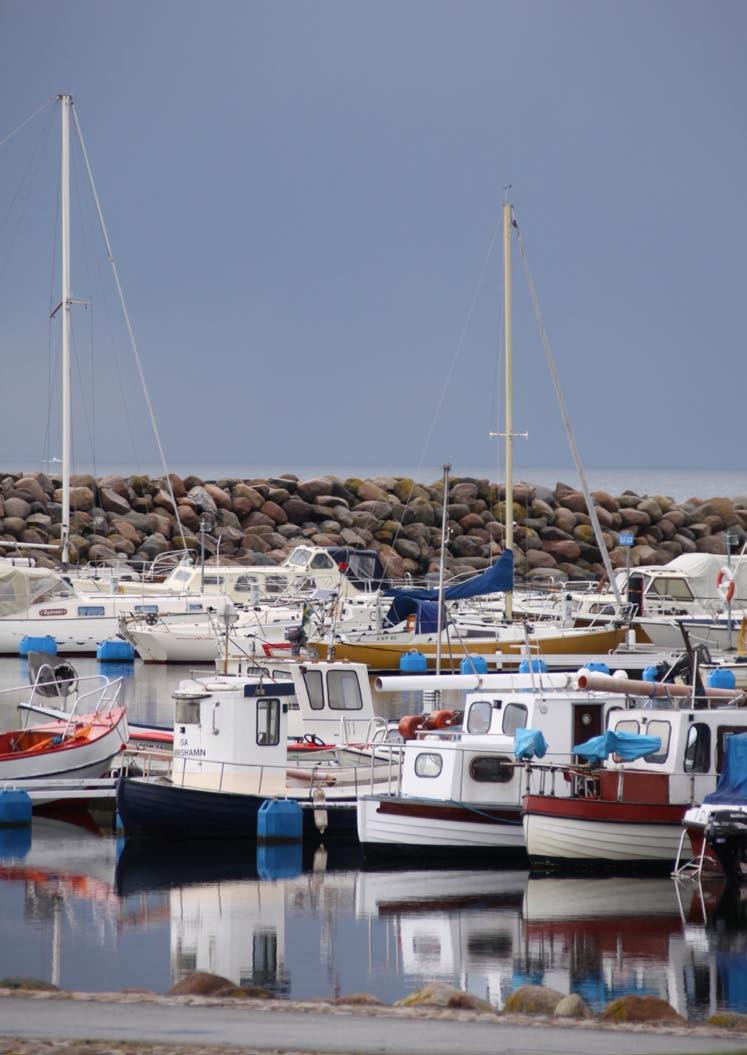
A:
[{"left": 2, "top": 990, "right": 747, "bottom": 1055}]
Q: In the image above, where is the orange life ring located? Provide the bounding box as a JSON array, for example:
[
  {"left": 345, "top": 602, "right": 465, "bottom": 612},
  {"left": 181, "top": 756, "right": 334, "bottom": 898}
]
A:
[
  {"left": 423, "top": 709, "right": 458, "bottom": 731},
  {"left": 398, "top": 714, "right": 425, "bottom": 740},
  {"left": 717, "top": 566, "right": 735, "bottom": 603}
]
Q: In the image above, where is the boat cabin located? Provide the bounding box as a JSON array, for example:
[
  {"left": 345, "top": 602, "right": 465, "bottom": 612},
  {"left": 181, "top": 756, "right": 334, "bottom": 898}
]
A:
[
  {"left": 596, "top": 706, "right": 747, "bottom": 806},
  {"left": 395, "top": 681, "right": 625, "bottom": 807},
  {"left": 171, "top": 680, "right": 292, "bottom": 797}
]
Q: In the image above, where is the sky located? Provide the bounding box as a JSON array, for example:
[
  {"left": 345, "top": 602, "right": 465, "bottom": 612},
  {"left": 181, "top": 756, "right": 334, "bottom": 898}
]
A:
[{"left": 1, "top": 0, "right": 746, "bottom": 480}]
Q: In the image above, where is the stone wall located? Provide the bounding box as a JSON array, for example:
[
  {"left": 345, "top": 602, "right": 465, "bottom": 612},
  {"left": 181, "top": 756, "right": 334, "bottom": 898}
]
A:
[{"left": 1, "top": 471, "right": 745, "bottom": 581}]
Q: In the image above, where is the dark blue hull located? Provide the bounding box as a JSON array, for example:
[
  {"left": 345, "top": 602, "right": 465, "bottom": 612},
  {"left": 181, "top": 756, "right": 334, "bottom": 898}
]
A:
[
  {"left": 117, "top": 777, "right": 359, "bottom": 843},
  {"left": 117, "top": 778, "right": 265, "bottom": 840}
]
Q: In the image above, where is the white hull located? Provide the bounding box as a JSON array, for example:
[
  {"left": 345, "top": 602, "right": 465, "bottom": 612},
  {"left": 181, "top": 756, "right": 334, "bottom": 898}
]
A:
[
  {"left": 637, "top": 617, "right": 738, "bottom": 651},
  {"left": 0, "top": 615, "right": 118, "bottom": 654},
  {"left": 0, "top": 712, "right": 128, "bottom": 787},
  {"left": 357, "top": 796, "right": 524, "bottom": 852},
  {"left": 523, "top": 811, "right": 687, "bottom": 864}
]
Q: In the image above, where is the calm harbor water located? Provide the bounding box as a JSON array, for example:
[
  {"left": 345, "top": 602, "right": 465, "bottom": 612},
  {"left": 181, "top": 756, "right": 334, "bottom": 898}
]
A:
[{"left": 0, "top": 656, "right": 745, "bottom": 1017}]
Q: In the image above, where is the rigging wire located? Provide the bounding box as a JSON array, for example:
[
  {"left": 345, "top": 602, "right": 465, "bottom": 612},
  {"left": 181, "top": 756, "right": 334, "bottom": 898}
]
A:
[
  {"left": 0, "top": 99, "right": 52, "bottom": 152},
  {"left": 389, "top": 214, "right": 503, "bottom": 559},
  {"left": 71, "top": 103, "right": 184, "bottom": 544},
  {"left": 513, "top": 212, "right": 622, "bottom": 605},
  {"left": 0, "top": 104, "right": 56, "bottom": 287}
]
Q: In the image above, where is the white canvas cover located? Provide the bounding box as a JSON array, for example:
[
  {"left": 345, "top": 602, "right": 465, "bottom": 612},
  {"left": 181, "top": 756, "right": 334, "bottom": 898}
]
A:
[
  {"left": 0, "top": 566, "right": 72, "bottom": 618},
  {"left": 662, "top": 553, "right": 747, "bottom": 603}
]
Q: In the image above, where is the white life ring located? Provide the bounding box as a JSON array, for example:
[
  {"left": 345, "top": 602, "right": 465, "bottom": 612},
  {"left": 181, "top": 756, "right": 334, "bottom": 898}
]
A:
[{"left": 717, "top": 566, "right": 735, "bottom": 604}]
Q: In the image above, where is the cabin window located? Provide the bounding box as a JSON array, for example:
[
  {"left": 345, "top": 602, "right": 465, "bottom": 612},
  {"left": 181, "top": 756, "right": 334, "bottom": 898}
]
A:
[
  {"left": 311, "top": 552, "right": 335, "bottom": 569},
  {"left": 134, "top": 604, "right": 158, "bottom": 614},
  {"left": 174, "top": 699, "right": 201, "bottom": 725},
  {"left": 684, "top": 723, "right": 711, "bottom": 773},
  {"left": 188, "top": 603, "right": 203, "bottom": 612},
  {"left": 265, "top": 575, "right": 289, "bottom": 595},
  {"left": 77, "top": 605, "right": 105, "bottom": 617},
  {"left": 644, "top": 720, "right": 671, "bottom": 764},
  {"left": 257, "top": 698, "right": 280, "bottom": 746},
  {"left": 287, "top": 548, "right": 311, "bottom": 567},
  {"left": 327, "top": 670, "right": 363, "bottom": 710},
  {"left": 467, "top": 701, "right": 493, "bottom": 735},
  {"left": 414, "top": 752, "right": 443, "bottom": 777},
  {"left": 171, "top": 568, "right": 192, "bottom": 584},
  {"left": 469, "top": 755, "right": 514, "bottom": 783},
  {"left": 303, "top": 670, "right": 324, "bottom": 710},
  {"left": 502, "top": 704, "right": 528, "bottom": 736},
  {"left": 717, "top": 726, "right": 746, "bottom": 772},
  {"left": 649, "top": 578, "right": 694, "bottom": 601},
  {"left": 233, "top": 575, "right": 258, "bottom": 593},
  {"left": 614, "top": 719, "right": 640, "bottom": 736},
  {"left": 202, "top": 575, "right": 224, "bottom": 587}
]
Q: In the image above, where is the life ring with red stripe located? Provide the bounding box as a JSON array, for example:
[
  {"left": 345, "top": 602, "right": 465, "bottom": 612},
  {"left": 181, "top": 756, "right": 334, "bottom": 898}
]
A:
[{"left": 717, "top": 566, "right": 735, "bottom": 603}]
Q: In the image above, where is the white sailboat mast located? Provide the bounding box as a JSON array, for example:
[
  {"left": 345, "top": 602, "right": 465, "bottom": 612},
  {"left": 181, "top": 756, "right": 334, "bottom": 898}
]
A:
[
  {"left": 502, "top": 200, "right": 513, "bottom": 619},
  {"left": 59, "top": 93, "right": 72, "bottom": 566}
]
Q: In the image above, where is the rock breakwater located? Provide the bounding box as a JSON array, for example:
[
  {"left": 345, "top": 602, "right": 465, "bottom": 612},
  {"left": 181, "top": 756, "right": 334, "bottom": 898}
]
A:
[{"left": 1, "top": 470, "right": 746, "bottom": 580}]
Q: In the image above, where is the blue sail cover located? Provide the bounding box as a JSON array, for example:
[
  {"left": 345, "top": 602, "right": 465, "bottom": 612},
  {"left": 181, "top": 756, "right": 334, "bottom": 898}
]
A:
[
  {"left": 514, "top": 728, "right": 548, "bottom": 760},
  {"left": 572, "top": 729, "right": 662, "bottom": 765},
  {"left": 382, "top": 550, "right": 514, "bottom": 627},
  {"left": 704, "top": 733, "right": 747, "bottom": 805}
]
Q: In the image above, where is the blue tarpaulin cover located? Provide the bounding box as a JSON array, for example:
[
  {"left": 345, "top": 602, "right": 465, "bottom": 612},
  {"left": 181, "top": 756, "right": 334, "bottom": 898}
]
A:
[
  {"left": 704, "top": 733, "right": 747, "bottom": 805},
  {"left": 572, "top": 729, "right": 662, "bottom": 764},
  {"left": 382, "top": 550, "right": 514, "bottom": 627},
  {"left": 515, "top": 728, "right": 548, "bottom": 760}
]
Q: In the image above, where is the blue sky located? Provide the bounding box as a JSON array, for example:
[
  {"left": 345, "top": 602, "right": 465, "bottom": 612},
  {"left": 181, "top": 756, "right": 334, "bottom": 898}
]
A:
[{"left": 1, "top": 1, "right": 745, "bottom": 478}]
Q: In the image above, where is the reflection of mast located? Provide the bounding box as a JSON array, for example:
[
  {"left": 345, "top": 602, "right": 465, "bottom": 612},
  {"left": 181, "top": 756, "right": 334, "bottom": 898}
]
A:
[{"left": 51, "top": 895, "right": 63, "bottom": 988}]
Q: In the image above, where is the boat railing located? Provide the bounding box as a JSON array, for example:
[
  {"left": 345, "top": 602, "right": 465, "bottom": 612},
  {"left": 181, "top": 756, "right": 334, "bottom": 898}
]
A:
[
  {"left": 10, "top": 670, "right": 124, "bottom": 729},
  {"left": 365, "top": 742, "right": 404, "bottom": 795}
]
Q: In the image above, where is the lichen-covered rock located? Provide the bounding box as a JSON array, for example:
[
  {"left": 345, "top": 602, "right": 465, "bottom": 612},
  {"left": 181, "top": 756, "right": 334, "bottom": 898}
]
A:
[
  {"left": 396, "top": 980, "right": 494, "bottom": 1012},
  {"left": 0, "top": 976, "right": 60, "bottom": 991},
  {"left": 706, "top": 1011, "right": 747, "bottom": 1030},
  {"left": 503, "top": 984, "right": 566, "bottom": 1015},
  {"left": 334, "top": 992, "right": 384, "bottom": 1006},
  {"left": 554, "top": 992, "right": 592, "bottom": 1018},
  {"left": 601, "top": 994, "right": 686, "bottom": 1023},
  {"left": 167, "top": 970, "right": 235, "bottom": 996}
]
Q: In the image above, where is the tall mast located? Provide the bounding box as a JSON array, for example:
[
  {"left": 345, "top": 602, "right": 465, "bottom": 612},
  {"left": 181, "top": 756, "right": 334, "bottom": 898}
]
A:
[
  {"left": 502, "top": 200, "right": 513, "bottom": 620},
  {"left": 59, "top": 93, "right": 72, "bottom": 566}
]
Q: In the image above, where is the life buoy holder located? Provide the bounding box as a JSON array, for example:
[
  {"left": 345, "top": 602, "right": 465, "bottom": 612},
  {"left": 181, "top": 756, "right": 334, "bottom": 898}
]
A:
[
  {"left": 717, "top": 566, "right": 735, "bottom": 604},
  {"left": 398, "top": 714, "right": 425, "bottom": 741}
]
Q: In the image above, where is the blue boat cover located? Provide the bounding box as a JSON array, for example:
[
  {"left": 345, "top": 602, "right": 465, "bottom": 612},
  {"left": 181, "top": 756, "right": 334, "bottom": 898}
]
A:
[
  {"left": 704, "top": 733, "right": 747, "bottom": 805},
  {"left": 572, "top": 729, "right": 661, "bottom": 764},
  {"left": 382, "top": 550, "right": 514, "bottom": 627},
  {"left": 381, "top": 596, "right": 441, "bottom": 632},
  {"left": 514, "top": 728, "right": 547, "bottom": 760}
]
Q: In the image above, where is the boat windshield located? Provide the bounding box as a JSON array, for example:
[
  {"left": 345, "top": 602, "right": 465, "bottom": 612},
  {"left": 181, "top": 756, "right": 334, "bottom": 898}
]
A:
[
  {"left": 284, "top": 547, "right": 313, "bottom": 568},
  {"left": 0, "top": 567, "right": 74, "bottom": 617}
]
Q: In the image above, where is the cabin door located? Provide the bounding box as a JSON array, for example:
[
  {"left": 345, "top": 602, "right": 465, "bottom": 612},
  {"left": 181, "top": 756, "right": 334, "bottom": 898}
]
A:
[{"left": 572, "top": 703, "right": 603, "bottom": 749}]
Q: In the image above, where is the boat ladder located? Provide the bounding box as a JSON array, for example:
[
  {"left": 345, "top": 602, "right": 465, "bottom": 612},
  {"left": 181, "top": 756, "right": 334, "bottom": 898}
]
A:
[{"left": 671, "top": 824, "right": 709, "bottom": 880}]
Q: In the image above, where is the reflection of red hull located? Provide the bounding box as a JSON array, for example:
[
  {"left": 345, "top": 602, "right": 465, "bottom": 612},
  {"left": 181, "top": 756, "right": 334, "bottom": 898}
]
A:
[{"left": 523, "top": 916, "right": 679, "bottom": 958}]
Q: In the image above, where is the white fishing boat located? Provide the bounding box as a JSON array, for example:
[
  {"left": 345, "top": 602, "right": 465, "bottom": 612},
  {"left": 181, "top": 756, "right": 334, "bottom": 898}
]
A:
[
  {"left": 522, "top": 670, "right": 747, "bottom": 870},
  {"left": 356, "top": 667, "right": 638, "bottom": 859}
]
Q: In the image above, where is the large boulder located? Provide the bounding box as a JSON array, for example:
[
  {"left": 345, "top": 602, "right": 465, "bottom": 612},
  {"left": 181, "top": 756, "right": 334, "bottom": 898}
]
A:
[
  {"left": 356, "top": 480, "right": 392, "bottom": 504},
  {"left": 99, "top": 488, "right": 132, "bottom": 516},
  {"left": 205, "top": 484, "right": 233, "bottom": 510},
  {"left": 99, "top": 474, "right": 129, "bottom": 499},
  {"left": 283, "top": 497, "right": 316, "bottom": 524},
  {"left": 4, "top": 497, "right": 31, "bottom": 520},
  {"left": 554, "top": 993, "right": 592, "bottom": 1019},
  {"left": 13, "top": 477, "right": 47, "bottom": 504},
  {"left": 601, "top": 994, "right": 686, "bottom": 1024},
  {"left": 503, "top": 984, "right": 566, "bottom": 1015},
  {"left": 396, "top": 980, "right": 495, "bottom": 1012},
  {"left": 53, "top": 486, "right": 94, "bottom": 512},
  {"left": 168, "top": 971, "right": 235, "bottom": 996},
  {"left": 187, "top": 486, "right": 219, "bottom": 516}
]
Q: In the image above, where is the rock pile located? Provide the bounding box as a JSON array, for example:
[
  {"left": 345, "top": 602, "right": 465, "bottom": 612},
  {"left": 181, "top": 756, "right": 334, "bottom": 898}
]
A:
[{"left": 1, "top": 470, "right": 745, "bottom": 581}]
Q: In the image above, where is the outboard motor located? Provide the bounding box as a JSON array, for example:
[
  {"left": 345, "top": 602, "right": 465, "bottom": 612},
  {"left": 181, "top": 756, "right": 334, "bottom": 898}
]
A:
[
  {"left": 285, "top": 624, "right": 307, "bottom": 657},
  {"left": 27, "top": 652, "right": 78, "bottom": 698}
]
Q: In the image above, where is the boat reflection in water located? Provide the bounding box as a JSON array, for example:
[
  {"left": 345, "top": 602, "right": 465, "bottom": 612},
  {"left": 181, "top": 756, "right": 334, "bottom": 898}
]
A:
[{"left": 4, "top": 820, "right": 747, "bottom": 1016}]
